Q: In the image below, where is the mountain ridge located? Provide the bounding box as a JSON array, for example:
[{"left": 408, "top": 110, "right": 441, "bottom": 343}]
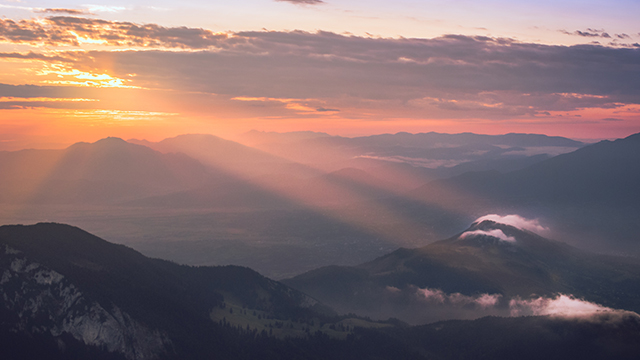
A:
[
  {"left": 3, "top": 222, "right": 640, "bottom": 359},
  {"left": 0, "top": 222, "right": 337, "bottom": 359},
  {"left": 284, "top": 217, "right": 640, "bottom": 324}
]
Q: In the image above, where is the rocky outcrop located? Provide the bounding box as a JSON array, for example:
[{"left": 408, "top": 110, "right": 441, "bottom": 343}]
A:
[{"left": 1, "top": 245, "right": 171, "bottom": 360}]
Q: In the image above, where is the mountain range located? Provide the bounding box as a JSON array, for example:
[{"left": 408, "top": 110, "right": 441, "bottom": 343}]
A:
[
  {"left": 0, "top": 131, "right": 638, "bottom": 279},
  {"left": 0, "top": 137, "right": 212, "bottom": 204},
  {"left": 0, "top": 223, "right": 339, "bottom": 359},
  {"left": 413, "top": 132, "right": 640, "bottom": 206},
  {"left": 410, "top": 132, "right": 640, "bottom": 254},
  {"left": 239, "top": 130, "right": 584, "bottom": 181},
  {"left": 2, "top": 222, "right": 640, "bottom": 359},
  {"left": 284, "top": 217, "right": 640, "bottom": 324}
]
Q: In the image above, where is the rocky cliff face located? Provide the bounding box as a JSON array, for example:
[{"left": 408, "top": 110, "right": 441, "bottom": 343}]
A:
[{"left": 1, "top": 244, "right": 171, "bottom": 360}]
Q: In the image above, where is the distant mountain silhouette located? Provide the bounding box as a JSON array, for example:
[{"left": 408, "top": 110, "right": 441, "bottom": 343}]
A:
[
  {"left": 239, "top": 131, "right": 583, "bottom": 182},
  {"left": 130, "top": 134, "right": 318, "bottom": 179},
  {"left": 0, "top": 137, "right": 212, "bottom": 204},
  {"left": 413, "top": 132, "right": 640, "bottom": 206},
  {"left": 407, "top": 132, "right": 640, "bottom": 255},
  {"left": 326, "top": 131, "right": 584, "bottom": 148},
  {"left": 241, "top": 130, "right": 332, "bottom": 146}
]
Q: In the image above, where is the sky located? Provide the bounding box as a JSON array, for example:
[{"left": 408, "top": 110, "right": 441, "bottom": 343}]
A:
[{"left": 1, "top": 0, "right": 639, "bottom": 149}]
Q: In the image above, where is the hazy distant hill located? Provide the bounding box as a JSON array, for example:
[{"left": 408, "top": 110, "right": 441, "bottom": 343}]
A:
[
  {"left": 307, "top": 131, "right": 583, "bottom": 149},
  {"left": 243, "top": 130, "right": 583, "bottom": 150},
  {"left": 409, "top": 132, "right": 640, "bottom": 254},
  {"left": 130, "top": 134, "right": 318, "bottom": 179},
  {"left": 241, "top": 130, "right": 332, "bottom": 146},
  {"left": 0, "top": 137, "right": 212, "bottom": 204},
  {"left": 284, "top": 219, "right": 640, "bottom": 324},
  {"left": 1, "top": 132, "right": 635, "bottom": 284},
  {"left": 239, "top": 131, "right": 584, "bottom": 184},
  {"left": 413, "top": 132, "right": 640, "bottom": 206}
]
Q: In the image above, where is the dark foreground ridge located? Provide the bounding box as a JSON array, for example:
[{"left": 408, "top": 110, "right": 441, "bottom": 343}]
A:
[{"left": 2, "top": 223, "right": 640, "bottom": 359}]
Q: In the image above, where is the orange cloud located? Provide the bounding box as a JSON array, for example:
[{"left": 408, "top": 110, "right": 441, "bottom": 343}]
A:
[
  {"left": 0, "top": 17, "right": 228, "bottom": 48},
  {"left": 1, "top": 17, "right": 639, "bottom": 142}
]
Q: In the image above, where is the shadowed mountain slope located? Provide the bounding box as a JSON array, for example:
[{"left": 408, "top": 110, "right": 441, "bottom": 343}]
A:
[
  {"left": 0, "top": 223, "right": 332, "bottom": 359},
  {"left": 2, "top": 222, "right": 640, "bottom": 359},
  {"left": 413, "top": 132, "right": 640, "bottom": 206},
  {"left": 284, "top": 219, "right": 640, "bottom": 324},
  {"left": 408, "top": 132, "right": 640, "bottom": 256}
]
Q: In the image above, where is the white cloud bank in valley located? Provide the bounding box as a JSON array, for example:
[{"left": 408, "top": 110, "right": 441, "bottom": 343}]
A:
[
  {"left": 414, "top": 287, "right": 638, "bottom": 320},
  {"left": 509, "top": 294, "right": 629, "bottom": 318},
  {"left": 417, "top": 287, "right": 502, "bottom": 308}
]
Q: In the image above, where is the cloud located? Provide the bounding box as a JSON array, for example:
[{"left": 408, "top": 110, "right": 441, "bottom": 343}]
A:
[
  {"left": 0, "top": 83, "right": 95, "bottom": 99},
  {"left": 508, "top": 294, "right": 638, "bottom": 319},
  {"left": 276, "top": 0, "right": 325, "bottom": 5},
  {"left": 459, "top": 228, "right": 516, "bottom": 242},
  {"left": 417, "top": 287, "right": 502, "bottom": 308},
  {"left": 476, "top": 293, "right": 502, "bottom": 308},
  {"left": 560, "top": 29, "right": 612, "bottom": 38},
  {"left": 602, "top": 117, "right": 623, "bottom": 121},
  {"left": 415, "top": 287, "right": 638, "bottom": 322},
  {"left": 354, "top": 155, "right": 465, "bottom": 168},
  {"left": 86, "top": 31, "right": 639, "bottom": 109},
  {"left": 84, "top": 5, "right": 127, "bottom": 13},
  {"left": 34, "top": 8, "right": 93, "bottom": 15},
  {"left": 0, "top": 17, "right": 227, "bottom": 48},
  {"left": 473, "top": 214, "right": 548, "bottom": 234},
  {"left": 2, "top": 19, "right": 640, "bottom": 119},
  {"left": 0, "top": 51, "right": 72, "bottom": 63},
  {"left": 385, "top": 286, "right": 401, "bottom": 293}
]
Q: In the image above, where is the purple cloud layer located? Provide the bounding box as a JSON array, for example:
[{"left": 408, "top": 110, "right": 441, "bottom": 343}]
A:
[{"left": 1, "top": 17, "right": 639, "bottom": 117}]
